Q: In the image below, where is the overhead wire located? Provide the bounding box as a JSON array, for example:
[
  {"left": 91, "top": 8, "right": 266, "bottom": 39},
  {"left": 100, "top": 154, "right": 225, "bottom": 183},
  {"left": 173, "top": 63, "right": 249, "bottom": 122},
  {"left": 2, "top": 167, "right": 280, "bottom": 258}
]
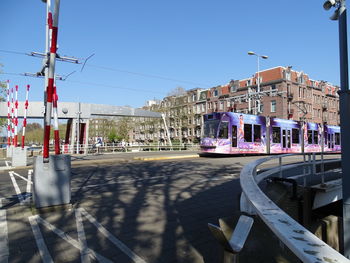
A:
[
  {"left": 0, "top": 72, "right": 167, "bottom": 96},
  {"left": 0, "top": 48, "right": 213, "bottom": 88}
]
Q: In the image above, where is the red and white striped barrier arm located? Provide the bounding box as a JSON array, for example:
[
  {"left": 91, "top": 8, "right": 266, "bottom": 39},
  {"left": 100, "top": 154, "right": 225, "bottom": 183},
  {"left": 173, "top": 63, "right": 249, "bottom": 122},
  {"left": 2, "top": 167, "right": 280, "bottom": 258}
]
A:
[
  {"left": 22, "top": 85, "right": 30, "bottom": 149},
  {"left": 10, "top": 87, "right": 15, "bottom": 145},
  {"left": 14, "top": 85, "right": 19, "bottom": 147},
  {"left": 6, "top": 80, "right": 11, "bottom": 146},
  {"left": 53, "top": 85, "right": 60, "bottom": 154},
  {"left": 43, "top": 0, "right": 60, "bottom": 160}
]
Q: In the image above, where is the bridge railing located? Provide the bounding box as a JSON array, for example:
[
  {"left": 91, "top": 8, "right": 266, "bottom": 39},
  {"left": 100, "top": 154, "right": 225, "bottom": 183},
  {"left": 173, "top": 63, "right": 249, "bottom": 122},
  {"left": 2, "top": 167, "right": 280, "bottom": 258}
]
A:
[
  {"left": 239, "top": 152, "right": 348, "bottom": 262},
  {"left": 60, "top": 143, "right": 200, "bottom": 155}
]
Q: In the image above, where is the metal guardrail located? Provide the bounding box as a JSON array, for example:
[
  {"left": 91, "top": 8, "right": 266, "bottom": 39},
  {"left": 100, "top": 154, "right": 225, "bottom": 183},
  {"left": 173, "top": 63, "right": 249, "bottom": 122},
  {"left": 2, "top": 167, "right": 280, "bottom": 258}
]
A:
[{"left": 239, "top": 153, "right": 349, "bottom": 262}]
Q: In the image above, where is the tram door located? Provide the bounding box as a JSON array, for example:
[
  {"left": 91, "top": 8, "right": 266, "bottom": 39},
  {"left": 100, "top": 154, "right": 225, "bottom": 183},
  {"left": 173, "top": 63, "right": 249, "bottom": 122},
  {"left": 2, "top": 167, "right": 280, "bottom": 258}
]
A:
[
  {"left": 282, "top": 129, "right": 291, "bottom": 149},
  {"left": 232, "top": 125, "right": 237, "bottom": 147},
  {"left": 328, "top": 133, "right": 334, "bottom": 150}
]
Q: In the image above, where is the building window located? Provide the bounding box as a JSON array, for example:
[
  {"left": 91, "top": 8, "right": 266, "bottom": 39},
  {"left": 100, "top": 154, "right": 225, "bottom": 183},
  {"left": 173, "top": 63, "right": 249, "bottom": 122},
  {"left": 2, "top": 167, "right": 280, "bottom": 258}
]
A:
[
  {"left": 219, "top": 101, "right": 224, "bottom": 110},
  {"left": 285, "top": 71, "right": 291, "bottom": 81},
  {"left": 246, "top": 79, "right": 252, "bottom": 86},
  {"left": 271, "top": 100, "right": 276, "bottom": 113},
  {"left": 230, "top": 85, "right": 237, "bottom": 93}
]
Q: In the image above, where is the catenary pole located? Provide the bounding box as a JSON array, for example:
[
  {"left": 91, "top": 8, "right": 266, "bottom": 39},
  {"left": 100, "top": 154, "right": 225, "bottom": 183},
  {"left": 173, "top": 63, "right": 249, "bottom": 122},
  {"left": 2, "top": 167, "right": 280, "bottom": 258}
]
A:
[
  {"left": 43, "top": 0, "right": 60, "bottom": 161},
  {"left": 336, "top": 0, "right": 350, "bottom": 258},
  {"left": 6, "top": 81, "right": 11, "bottom": 146},
  {"left": 22, "top": 85, "right": 30, "bottom": 149}
]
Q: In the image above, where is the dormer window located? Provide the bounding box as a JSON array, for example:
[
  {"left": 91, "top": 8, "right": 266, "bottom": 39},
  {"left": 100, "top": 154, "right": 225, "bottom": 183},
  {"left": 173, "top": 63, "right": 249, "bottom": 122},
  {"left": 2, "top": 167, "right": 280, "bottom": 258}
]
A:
[
  {"left": 213, "top": 89, "right": 219, "bottom": 97},
  {"left": 246, "top": 79, "right": 252, "bottom": 86},
  {"left": 285, "top": 71, "right": 291, "bottom": 81},
  {"left": 298, "top": 74, "right": 305, "bottom": 84}
]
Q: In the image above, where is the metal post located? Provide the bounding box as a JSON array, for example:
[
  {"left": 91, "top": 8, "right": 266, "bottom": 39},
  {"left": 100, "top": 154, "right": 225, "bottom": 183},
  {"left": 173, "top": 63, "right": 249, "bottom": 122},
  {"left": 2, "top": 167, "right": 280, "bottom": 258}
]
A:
[
  {"left": 6, "top": 81, "right": 11, "bottom": 146},
  {"left": 257, "top": 55, "right": 260, "bottom": 115},
  {"left": 303, "top": 153, "right": 307, "bottom": 187},
  {"left": 76, "top": 102, "right": 81, "bottom": 154},
  {"left": 14, "top": 85, "right": 19, "bottom": 147},
  {"left": 22, "top": 85, "right": 30, "bottom": 149},
  {"left": 10, "top": 87, "right": 14, "bottom": 146},
  {"left": 52, "top": 83, "right": 60, "bottom": 154},
  {"left": 279, "top": 156, "right": 282, "bottom": 178},
  {"left": 43, "top": 0, "right": 60, "bottom": 161},
  {"left": 337, "top": 0, "right": 350, "bottom": 257}
]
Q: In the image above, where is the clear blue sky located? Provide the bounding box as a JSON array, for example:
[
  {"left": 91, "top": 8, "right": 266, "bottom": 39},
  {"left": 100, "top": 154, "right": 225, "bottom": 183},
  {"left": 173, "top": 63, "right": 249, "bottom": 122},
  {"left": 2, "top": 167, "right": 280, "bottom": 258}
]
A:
[{"left": 0, "top": 0, "right": 345, "bottom": 108}]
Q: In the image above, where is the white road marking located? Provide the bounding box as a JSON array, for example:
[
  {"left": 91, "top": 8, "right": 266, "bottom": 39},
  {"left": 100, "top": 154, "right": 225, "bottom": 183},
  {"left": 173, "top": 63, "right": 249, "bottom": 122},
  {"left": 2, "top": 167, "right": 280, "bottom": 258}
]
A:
[
  {"left": 9, "top": 172, "right": 24, "bottom": 204},
  {"left": 0, "top": 199, "right": 9, "bottom": 263},
  {"left": 29, "top": 209, "right": 146, "bottom": 263},
  {"left": 75, "top": 209, "right": 91, "bottom": 263},
  {"left": 25, "top": 170, "right": 33, "bottom": 204},
  {"left": 29, "top": 214, "right": 112, "bottom": 263},
  {"left": 28, "top": 216, "right": 54, "bottom": 263},
  {"left": 79, "top": 208, "right": 147, "bottom": 263},
  {"left": 11, "top": 171, "right": 33, "bottom": 184},
  {"left": 5, "top": 161, "right": 10, "bottom": 167}
]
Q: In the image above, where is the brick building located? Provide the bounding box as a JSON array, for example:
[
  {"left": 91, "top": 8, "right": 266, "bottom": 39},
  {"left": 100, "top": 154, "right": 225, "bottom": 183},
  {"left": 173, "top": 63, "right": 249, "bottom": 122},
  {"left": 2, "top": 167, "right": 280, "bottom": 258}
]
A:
[{"left": 135, "top": 66, "right": 340, "bottom": 144}]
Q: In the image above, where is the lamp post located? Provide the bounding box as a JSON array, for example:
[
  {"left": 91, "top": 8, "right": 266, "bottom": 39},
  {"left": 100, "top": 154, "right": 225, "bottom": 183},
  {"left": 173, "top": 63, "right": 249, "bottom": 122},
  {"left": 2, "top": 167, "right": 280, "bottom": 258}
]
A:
[
  {"left": 323, "top": 0, "right": 350, "bottom": 258},
  {"left": 248, "top": 51, "right": 268, "bottom": 115}
]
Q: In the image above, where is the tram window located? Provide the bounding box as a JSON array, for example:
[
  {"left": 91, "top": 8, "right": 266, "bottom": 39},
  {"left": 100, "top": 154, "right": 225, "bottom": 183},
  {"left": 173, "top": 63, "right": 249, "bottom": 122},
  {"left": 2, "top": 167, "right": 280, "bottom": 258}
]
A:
[
  {"left": 335, "top": 132, "right": 341, "bottom": 145},
  {"left": 272, "top": 127, "right": 281, "bottom": 143},
  {"left": 307, "top": 130, "right": 313, "bottom": 144},
  {"left": 218, "top": 121, "right": 229, "bottom": 139},
  {"left": 254, "top": 125, "right": 261, "bottom": 142},
  {"left": 292, "top": 128, "right": 299, "bottom": 144},
  {"left": 244, "top": 124, "right": 252, "bottom": 142},
  {"left": 203, "top": 120, "right": 220, "bottom": 138},
  {"left": 314, "top": 130, "right": 319, "bottom": 144}
]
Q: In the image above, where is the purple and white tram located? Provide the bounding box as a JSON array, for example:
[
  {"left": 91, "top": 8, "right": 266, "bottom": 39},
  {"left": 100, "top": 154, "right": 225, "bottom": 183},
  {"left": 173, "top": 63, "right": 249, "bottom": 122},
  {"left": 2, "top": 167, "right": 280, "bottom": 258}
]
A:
[{"left": 200, "top": 112, "right": 341, "bottom": 155}]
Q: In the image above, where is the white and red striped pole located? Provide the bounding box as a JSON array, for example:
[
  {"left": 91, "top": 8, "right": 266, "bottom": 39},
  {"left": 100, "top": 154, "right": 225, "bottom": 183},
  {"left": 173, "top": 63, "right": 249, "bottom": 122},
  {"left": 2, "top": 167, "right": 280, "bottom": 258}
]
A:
[
  {"left": 43, "top": 0, "right": 60, "bottom": 161},
  {"left": 10, "top": 87, "right": 15, "bottom": 146},
  {"left": 6, "top": 80, "right": 11, "bottom": 146},
  {"left": 22, "top": 85, "right": 30, "bottom": 149},
  {"left": 53, "top": 83, "right": 60, "bottom": 154},
  {"left": 14, "top": 85, "right": 19, "bottom": 147}
]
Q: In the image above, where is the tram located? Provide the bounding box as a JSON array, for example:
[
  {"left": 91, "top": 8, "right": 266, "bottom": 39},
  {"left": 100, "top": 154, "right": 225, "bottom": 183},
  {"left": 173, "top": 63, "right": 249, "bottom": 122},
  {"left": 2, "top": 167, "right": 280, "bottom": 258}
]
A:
[{"left": 200, "top": 112, "right": 341, "bottom": 155}]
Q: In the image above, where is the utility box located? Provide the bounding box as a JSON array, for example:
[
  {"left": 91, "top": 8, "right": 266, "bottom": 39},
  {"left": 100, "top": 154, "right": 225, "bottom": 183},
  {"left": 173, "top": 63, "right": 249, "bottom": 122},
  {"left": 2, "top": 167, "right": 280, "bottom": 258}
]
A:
[
  {"left": 33, "top": 155, "right": 71, "bottom": 208},
  {"left": 12, "top": 147, "right": 28, "bottom": 167}
]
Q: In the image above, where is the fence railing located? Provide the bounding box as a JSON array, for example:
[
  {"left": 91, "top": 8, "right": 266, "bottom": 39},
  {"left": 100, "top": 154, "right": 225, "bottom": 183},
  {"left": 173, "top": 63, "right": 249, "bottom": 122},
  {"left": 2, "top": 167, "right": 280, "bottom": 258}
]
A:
[
  {"left": 239, "top": 152, "right": 348, "bottom": 262},
  {"left": 60, "top": 143, "right": 200, "bottom": 155}
]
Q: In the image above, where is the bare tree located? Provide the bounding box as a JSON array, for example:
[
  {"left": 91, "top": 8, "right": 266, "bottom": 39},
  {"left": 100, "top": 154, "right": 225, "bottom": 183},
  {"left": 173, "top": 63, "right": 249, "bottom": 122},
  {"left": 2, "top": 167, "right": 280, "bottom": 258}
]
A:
[{"left": 167, "top": 86, "right": 186, "bottom": 97}]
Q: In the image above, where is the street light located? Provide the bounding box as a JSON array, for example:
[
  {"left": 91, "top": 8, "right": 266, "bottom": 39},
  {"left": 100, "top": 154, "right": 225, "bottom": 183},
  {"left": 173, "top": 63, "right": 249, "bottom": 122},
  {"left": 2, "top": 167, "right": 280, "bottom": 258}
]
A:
[
  {"left": 248, "top": 51, "right": 268, "bottom": 114},
  {"left": 323, "top": 0, "right": 350, "bottom": 258}
]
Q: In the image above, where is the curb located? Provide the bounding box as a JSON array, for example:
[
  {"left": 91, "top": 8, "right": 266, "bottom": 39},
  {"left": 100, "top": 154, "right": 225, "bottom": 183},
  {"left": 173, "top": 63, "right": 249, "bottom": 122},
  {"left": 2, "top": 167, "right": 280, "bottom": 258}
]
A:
[{"left": 133, "top": 154, "right": 199, "bottom": 161}]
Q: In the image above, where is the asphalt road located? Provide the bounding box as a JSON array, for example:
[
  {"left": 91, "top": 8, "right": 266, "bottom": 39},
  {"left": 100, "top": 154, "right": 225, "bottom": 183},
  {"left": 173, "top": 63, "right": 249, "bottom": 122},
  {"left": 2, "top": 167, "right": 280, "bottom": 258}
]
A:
[
  {"left": 1, "top": 153, "right": 259, "bottom": 263},
  {"left": 0, "top": 152, "right": 341, "bottom": 263}
]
